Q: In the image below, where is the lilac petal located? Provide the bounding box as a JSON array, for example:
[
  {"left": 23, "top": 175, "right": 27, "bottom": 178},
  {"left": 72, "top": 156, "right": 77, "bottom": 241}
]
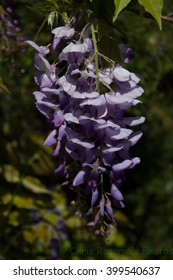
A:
[
  {"left": 109, "top": 128, "right": 132, "bottom": 140},
  {"left": 53, "top": 37, "right": 60, "bottom": 50},
  {"left": 86, "top": 208, "right": 93, "bottom": 216},
  {"left": 64, "top": 113, "right": 80, "bottom": 124},
  {"left": 52, "top": 26, "right": 75, "bottom": 50},
  {"left": 128, "top": 131, "right": 143, "bottom": 146},
  {"left": 39, "top": 73, "right": 53, "bottom": 88},
  {"left": 113, "top": 159, "right": 132, "bottom": 172},
  {"left": 33, "top": 90, "right": 45, "bottom": 102},
  {"left": 71, "top": 91, "right": 99, "bottom": 99},
  {"left": 52, "top": 26, "right": 75, "bottom": 38},
  {"left": 94, "top": 211, "right": 100, "bottom": 226},
  {"left": 53, "top": 142, "right": 61, "bottom": 156},
  {"left": 131, "top": 73, "right": 140, "bottom": 84},
  {"left": 34, "top": 53, "right": 52, "bottom": 73},
  {"left": 41, "top": 87, "right": 61, "bottom": 95},
  {"left": 58, "top": 76, "right": 76, "bottom": 95},
  {"left": 71, "top": 138, "right": 95, "bottom": 149},
  {"left": 36, "top": 99, "right": 59, "bottom": 110},
  {"left": 128, "top": 157, "right": 140, "bottom": 168},
  {"left": 53, "top": 111, "right": 64, "bottom": 127},
  {"left": 35, "top": 104, "right": 52, "bottom": 119},
  {"left": 124, "top": 86, "right": 144, "bottom": 98},
  {"left": 79, "top": 116, "right": 106, "bottom": 126},
  {"left": 73, "top": 170, "right": 85, "bottom": 186},
  {"left": 96, "top": 104, "right": 108, "bottom": 118},
  {"left": 123, "top": 116, "right": 145, "bottom": 126},
  {"left": 99, "top": 196, "right": 105, "bottom": 216},
  {"left": 71, "top": 91, "right": 85, "bottom": 99},
  {"left": 87, "top": 221, "right": 95, "bottom": 227},
  {"left": 99, "top": 69, "right": 113, "bottom": 85},
  {"left": 60, "top": 41, "right": 89, "bottom": 55},
  {"left": 111, "top": 184, "right": 123, "bottom": 201},
  {"left": 119, "top": 44, "right": 134, "bottom": 64},
  {"left": 112, "top": 66, "right": 130, "bottom": 82},
  {"left": 103, "top": 145, "right": 123, "bottom": 153},
  {"left": 106, "top": 92, "right": 134, "bottom": 108},
  {"left": 91, "top": 188, "right": 99, "bottom": 207},
  {"left": 80, "top": 95, "right": 106, "bottom": 106},
  {"left": 106, "top": 199, "right": 115, "bottom": 221},
  {"left": 26, "top": 40, "right": 49, "bottom": 55},
  {"left": 54, "top": 163, "right": 65, "bottom": 174},
  {"left": 58, "top": 125, "right": 66, "bottom": 141},
  {"left": 84, "top": 38, "right": 93, "bottom": 52},
  {"left": 96, "top": 120, "right": 120, "bottom": 130},
  {"left": 44, "top": 129, "right": 57, "bottom": 146}
]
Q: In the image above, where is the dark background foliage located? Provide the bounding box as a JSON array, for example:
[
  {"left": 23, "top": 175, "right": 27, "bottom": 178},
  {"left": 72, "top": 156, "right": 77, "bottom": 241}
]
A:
[{"left": 0, "top": 0, "right": 173, "bottom": 260}]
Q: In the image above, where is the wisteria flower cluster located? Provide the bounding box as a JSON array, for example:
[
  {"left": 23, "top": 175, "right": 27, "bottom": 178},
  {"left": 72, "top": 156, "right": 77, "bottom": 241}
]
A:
[
  {"left": 0, "top": 0, "right": 24, "bottom": 51},
  {"left": 27, "top": 22, "right": 144, "bottom": 236}
]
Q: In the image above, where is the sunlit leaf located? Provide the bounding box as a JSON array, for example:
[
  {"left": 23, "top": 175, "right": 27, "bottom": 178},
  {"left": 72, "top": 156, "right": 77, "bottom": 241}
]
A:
[
  {"left": 0, "top": 77, "right": 11, "bottom": 94},
  {"left": 138, "top": 0, "right": 163, "bottom": 29},
  {"left": 113, "top": 0, "right": 132, "bottom": 21},
  {"left": 115, "top": 210, "right": 129, "bottom": 223},
  {"left": 8, "top": 211, "right": 20, "bottom": 226},
  {"left": 42, "top": 212, "right": 58, "bottom": 225},
  {"left": 21, "top": 176, "right": 51, "bottom": 194},
  {"left": 0, "top": 165, "right": 20, "bottom": 183},
  {"left": 13, "top": 196, "right": 37, "bottom": 209},
  {"left": 1, "top": 193, "right": 12, "bottom": 205},
  {"left": 106, "top": 229, "right": 126, "bottom": 247},
  {"left": 52, "top": 192, "right": 66, "bottom": 206},
  {"left": 35, "top": 223, "right": 52, "bottom": 246},
  {"left": 65, "top": 216, "right": 81, "bottom": 228},
  {"left": 23, "top": 228, "right": 36, "bottom": 244}
]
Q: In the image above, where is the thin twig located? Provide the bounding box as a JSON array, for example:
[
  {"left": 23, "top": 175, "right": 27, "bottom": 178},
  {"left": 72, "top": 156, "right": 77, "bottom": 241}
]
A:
[{"left": 126, "top": 7, "right": 173, "bottom": 24}]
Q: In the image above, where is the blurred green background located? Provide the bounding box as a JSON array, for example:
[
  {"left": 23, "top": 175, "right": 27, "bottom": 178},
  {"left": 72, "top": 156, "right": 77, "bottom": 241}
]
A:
[{"left": 0, "top": 0, "right": 173, "bottom": 260}]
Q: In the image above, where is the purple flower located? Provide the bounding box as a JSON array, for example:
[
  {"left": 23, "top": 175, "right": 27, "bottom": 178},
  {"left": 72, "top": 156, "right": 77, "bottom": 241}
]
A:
[
  {"left": 119, "top": 44, "right": 135, "bottom": 64},
  {"left": 29, "top": 22, "right": 144, "bottom": 236},
  {"left": 52, "top": 25, "right": 75, "bottom": 50},
  {"left": 0, "top": 1, "right": 25, "bottom": 51}
]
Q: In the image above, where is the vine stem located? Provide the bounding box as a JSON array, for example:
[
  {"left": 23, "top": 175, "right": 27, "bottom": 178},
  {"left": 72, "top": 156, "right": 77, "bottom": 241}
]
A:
[
  {"left": 91, "top": 24, "right": 100, "bottom": 93},
  {"left": 34, "top": 17, "right": 48, "bottom": 42}
]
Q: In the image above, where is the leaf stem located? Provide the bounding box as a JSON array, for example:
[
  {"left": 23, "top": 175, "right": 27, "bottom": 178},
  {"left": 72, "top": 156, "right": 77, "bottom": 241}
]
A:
[{"left": 91, "top": 24, "right": 100, "bottom": 93}]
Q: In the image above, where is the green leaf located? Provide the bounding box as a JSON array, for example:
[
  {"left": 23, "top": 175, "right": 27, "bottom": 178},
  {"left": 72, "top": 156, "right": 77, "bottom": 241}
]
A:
[
  {"left": 0, "top": 165, "right": 20, "bottom": 183},
  {"left": 113, "top": 0, "right": 132, "bottom": 21},
  {"left": 1, "top": 193, "right": 12, "bottom": 205},
  {"left": 21, "top": 176, "right": 51, "bottom": 194},
  {"left": 42, "top": 212, "right": 58, "bottom": 225},
  {"left": 8, "top": 211, "right": 20, "bottom": 226},
  {"left": 23, "top": 223, "right": 51, "bottom": 246},
  {"left": 138, "top": 0, "right": 163, "bottom": 30},
  {"left": 13, "top": 196, "right": 37, "bottom": 209},
  {"left": 0, "top": 77, "right": 11, "bottom": 94}
]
